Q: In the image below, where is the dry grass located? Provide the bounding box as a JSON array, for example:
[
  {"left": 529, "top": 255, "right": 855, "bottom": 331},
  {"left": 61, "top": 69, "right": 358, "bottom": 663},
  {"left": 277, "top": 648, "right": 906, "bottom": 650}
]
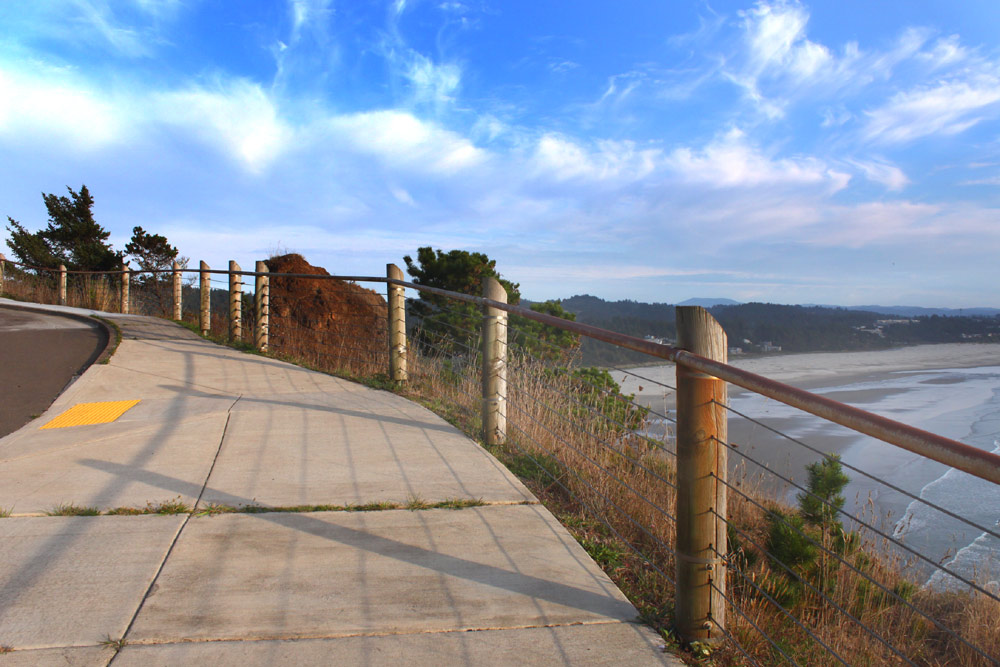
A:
[{"left": 2, "top": 268, "right": 129, "bottom": 313}]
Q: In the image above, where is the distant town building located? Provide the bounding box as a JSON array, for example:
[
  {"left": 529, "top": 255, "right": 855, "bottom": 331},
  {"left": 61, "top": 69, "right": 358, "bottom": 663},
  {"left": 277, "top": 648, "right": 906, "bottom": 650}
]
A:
[{"left": 855, "top": 326, "right": 885, "bottom": 337}]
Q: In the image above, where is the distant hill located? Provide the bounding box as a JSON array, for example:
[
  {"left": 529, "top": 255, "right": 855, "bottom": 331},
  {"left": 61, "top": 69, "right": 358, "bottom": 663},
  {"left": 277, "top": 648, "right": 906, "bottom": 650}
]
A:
[
  {"left": 677, "top": 297, "right": 741, "bottom": 307},
  {"left": 558, "top": 295, "right": 676, "bottom": 366},
  {"left": 848, "top": 305, "right": 1000, "bottom": 318},
  {"left": 560, "top": 294, "right": 674, "bottom": 321},
  {"left": 557, "top": 295, "right": 1000, "bottom": 366}
]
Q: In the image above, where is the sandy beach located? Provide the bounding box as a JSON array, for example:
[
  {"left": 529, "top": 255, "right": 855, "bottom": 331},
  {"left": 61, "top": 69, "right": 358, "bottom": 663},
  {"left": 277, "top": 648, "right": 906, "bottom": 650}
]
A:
[
  {"left": 614, "top": 343, "right": 1000, "bottom": 580},
  {"left": 615, "top": 342, "right": 1000, "bottom": 398}
]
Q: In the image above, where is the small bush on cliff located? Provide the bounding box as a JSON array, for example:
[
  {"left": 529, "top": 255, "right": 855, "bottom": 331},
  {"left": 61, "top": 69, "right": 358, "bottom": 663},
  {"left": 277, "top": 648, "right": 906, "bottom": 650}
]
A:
[{"left": 764, "top": 455, "right": 854, "bottom": 603}]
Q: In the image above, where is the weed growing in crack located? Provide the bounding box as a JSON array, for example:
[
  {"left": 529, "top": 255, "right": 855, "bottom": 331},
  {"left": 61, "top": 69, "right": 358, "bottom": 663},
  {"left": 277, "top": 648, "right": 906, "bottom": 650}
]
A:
[
  {"left": 107, "top": 497, "right": 191, "bottom": 516},
  {"left": 435, "top": 497, "right": 487, "bottom": 510},
  {"left": 100, "top": 635, "right": 127, "bottom": 652},
  {"left": 46, "top": 503, "right": 100, "bottom": 516},
  {"left": 151, "top": 498, "right": 191, "bottom": 514},
  {"left": 405, "top": 495, "right": 431, "bottom": 510},
  {"left": 195, "top": 504, "right": 239, "bottom": 517}
]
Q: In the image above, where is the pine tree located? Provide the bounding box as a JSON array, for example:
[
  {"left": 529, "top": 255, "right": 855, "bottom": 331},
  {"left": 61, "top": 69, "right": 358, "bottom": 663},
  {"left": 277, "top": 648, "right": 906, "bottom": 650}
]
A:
[
  {"left": 5, "top": 185, "right": 121, "bottom": 271},
  {"left": 125, "top": 226, "right": 189, "bottom": 316},
  {"left": 798, "top": 455, "right": 849, "bottom": 529},
  {"left": 403, "top": 246, "right": 578, "bottom": 360},
  {"left": 125, "top": 226, "right": 187, "bottom": 275}
]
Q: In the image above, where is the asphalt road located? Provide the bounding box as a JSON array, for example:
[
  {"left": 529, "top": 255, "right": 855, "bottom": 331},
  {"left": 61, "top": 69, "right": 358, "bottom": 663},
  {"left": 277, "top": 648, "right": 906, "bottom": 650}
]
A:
[{"left": 0, "top": 306, "right": 108, "bottom": 438}]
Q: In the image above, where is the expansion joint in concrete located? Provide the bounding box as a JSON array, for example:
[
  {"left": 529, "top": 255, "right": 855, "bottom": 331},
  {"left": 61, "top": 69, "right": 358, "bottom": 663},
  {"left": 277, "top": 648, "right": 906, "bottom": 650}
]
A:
[
  {"left": 111, "top": 618, "right": 636, "bottom": 648},
  {"left": 107, "top": 396, "right": 242, "bottom": 666}
]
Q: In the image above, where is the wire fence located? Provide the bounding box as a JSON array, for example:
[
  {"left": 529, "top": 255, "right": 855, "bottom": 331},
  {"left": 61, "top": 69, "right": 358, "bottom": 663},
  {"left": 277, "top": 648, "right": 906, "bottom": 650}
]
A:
[{"left": 2, "top": 257, "right": 998, "bottom": 665}]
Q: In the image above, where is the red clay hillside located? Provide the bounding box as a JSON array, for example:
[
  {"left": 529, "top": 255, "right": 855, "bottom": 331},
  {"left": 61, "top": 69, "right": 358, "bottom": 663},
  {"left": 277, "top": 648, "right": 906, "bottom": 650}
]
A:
[{"left": 265, "top": 253, "right": 388, "bottom": 373}]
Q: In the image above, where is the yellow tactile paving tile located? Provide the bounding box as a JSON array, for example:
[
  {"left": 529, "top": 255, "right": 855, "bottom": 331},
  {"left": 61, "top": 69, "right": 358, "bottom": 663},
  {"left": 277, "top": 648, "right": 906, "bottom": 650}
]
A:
[{"left": 40, "top": 400, "right": 141, "bottom": 429}]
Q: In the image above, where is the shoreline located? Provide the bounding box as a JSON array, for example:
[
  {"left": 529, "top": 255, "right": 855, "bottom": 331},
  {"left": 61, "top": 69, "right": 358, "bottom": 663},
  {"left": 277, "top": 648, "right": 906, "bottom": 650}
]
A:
[
  {"left": 614, "top": 342, "right": 1000, "bottom": 398},
  {"left": 619, "top": 343, "right": 1000, "bottom": 583}
]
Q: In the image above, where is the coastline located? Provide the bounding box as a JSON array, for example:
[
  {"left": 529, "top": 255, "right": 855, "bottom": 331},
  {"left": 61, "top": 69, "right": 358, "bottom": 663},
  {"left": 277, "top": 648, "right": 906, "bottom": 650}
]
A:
[
  {"left": 615, "top": 342, "right": 1000, "bottom": 398},
  {"left": 617, "top": 343, "right": 1000, "bottom": 582}
]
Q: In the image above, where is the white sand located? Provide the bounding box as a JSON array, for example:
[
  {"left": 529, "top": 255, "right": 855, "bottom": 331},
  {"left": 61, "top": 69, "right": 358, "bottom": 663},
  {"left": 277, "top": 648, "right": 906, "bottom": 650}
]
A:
[
  {"left": 730, "top": 342, "right": 1000, "bottom": 388},
  {"left": 615, "top": 342, "right": 1000, "bottom": 397}
]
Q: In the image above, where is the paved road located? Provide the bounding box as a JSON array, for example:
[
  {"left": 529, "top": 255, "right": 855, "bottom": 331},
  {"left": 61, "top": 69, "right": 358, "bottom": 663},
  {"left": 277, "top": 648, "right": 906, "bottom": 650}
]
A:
[{"left": 0, "top": 306, "right": 108, "bottom": 438}]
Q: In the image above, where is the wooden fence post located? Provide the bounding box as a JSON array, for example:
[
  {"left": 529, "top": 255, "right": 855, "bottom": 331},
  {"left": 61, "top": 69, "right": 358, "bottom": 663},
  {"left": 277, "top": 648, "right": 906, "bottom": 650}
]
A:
[
  {"left": 120, "top": 263, "right": 130, "bottom": 314},
  {"left": 59, "top": 264, "right": 67, "bottom": 306},
  {"left": 254, "top": 260, "right": 269, "bottom": 352},
  {"left": 387, "top": 263, "right": 407, "bottom": 382},
  {"left": 481, "top": 277, "right": 508, "bottom": 446},
  {"left": 200, "top": 261, "right": 210, "bottom": 335},
  {"left": 674, "top": 306, "right": 728, "bottom": 643},
  {"left": 229, "top": 260, "right": 242, "bottom": 341},
  {"left": 172, "top": 261, "right": 182, "bottom": 320}
]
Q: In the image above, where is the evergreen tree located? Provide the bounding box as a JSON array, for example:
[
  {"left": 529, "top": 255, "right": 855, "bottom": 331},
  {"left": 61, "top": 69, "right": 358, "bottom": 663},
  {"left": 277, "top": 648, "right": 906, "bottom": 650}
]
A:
[
  {"left": 763, "top": 455, "right": 853, "bottom": 606},
  {"left": 125, "top": 226, "right": 187, "bottom": 274},
  {"left": 125, "top": 226, "right": 189, "bottom": 316},
  {"left": 5, "top": 185, "right": 121, "bottom": 271},
  {"left": 404, "top": 247, "right": 513, "bottom": 356},
  {"left": 403, "top": 247, "right": 579, "bottom": 360},
  {"left": 512, "top": 300, "right": 580, "bottom": 363},
  {"left": 798, "top": 455, "right": 849, "bottom": 529}
]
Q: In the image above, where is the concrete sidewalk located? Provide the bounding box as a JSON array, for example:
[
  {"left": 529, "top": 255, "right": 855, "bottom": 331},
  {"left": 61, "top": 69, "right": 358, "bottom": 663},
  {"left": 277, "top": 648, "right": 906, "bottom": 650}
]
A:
[{"left": 0, "top": 307, "right": 681, "bottom": 666}]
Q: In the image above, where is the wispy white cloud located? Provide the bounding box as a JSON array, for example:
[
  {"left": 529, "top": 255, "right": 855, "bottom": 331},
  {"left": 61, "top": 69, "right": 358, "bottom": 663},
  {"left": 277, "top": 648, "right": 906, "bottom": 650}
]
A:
[
  {"left": 820, "top": 106, "right": 852, "bottom": 127},
  {"left": 289, "top": 0, "right": 334, "bottom": 43},
  {"left": 742, "top": 0, "right": 831, "bottom": 80},
  {"left": 327, "top": 110, "right": 486, "bottom": 174},
  {"left": 0, "top": 66, "right": 123, "bottom": 149},
  {"left": 961, "top": 176, "right": 1000, "bottom": 186},
  {"left": 725, "top": 0, "right": 838, "bottom": 117},
  {"left": 548, "top": 60, "right": 579, "bottom": 74},
  {"left": 864, "top": 26, "right": 933, "bottom": 81},
  {"left": 802, "top": 200, "right": 1000, "bottom": 248},
  {"left": 389, "top": 185, "right": 417, "bottom": 206},
  {"left": 530, "top": 134, "right": 659, "bottom": 183},
  {"left": 55, "top": 0, "right": 183, "bottom": 57},
  {"left": 158, "top": 80, "right": 292, "bottom": 172},
  {"left": 378, "top": 2, "right": 465, "bottom": 113},
  {"left": 507, "top": 263, "right": 779, "bottom": 283},
  {"left": 706, "top": 0, "right": 999, "bottom": 144},
  {"left": 809, "top": 200, "right": 943, "bottom": 246},
  {"left": 917, "top": 35, "right": 968, "bottom": 70},
  {"left": 863, "top": 76, "right": 1000, "bottom": 144},
  {"left": 597, "top": 72, "right": 646, "bottom": 106},
  {"left": 664, "top": 128, "right": 849, "bottom": 190},
  {"left": 846, "top": 158, "right": 909, "bottom": 190},
  {"left": 404, "top": 53, "right": 461, "bottom": 106},
  {"left": 70, "top": 0, "right": 148, "bottom": 56}
]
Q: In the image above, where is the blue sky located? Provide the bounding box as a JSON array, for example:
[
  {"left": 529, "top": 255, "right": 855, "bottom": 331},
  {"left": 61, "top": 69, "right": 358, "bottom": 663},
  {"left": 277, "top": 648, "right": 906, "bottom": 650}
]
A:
[{"left": 2, "top": 1, "right": 999, "bottom": 306}]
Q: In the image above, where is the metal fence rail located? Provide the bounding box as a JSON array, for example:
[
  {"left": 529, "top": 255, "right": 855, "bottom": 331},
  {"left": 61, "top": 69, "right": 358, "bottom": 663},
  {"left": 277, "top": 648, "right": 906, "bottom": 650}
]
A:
[{"left": 3, "top": 255, "right": 999, "bottom": 665}]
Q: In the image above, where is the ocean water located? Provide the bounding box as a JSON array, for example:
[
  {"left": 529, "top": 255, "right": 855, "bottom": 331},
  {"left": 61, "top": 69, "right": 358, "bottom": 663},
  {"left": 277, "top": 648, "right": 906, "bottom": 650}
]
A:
[
  {"left": 787, "top": 366, "right": 1000, "bottom": 591},
  {"left": 619, "top": 364, "right": 1000, "bottom": 591}
]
